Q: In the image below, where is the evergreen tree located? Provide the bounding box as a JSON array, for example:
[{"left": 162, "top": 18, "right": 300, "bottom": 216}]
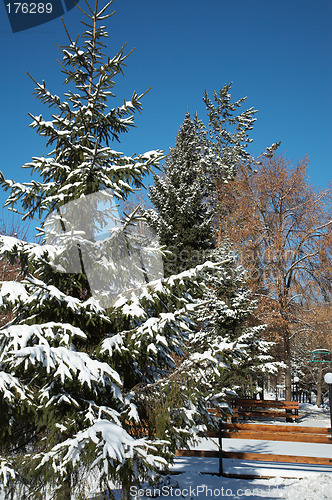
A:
[
  {"left": 0, "top": 2, "right": 222, "bottom": 498},
  {"left": 185, "top": 244, "right": 278, "bottom": 405},
  {"left": 202, "top": 83, "right": 258, "bottom": 245},
  {"left": 146, "top": 109, "right": 277, "bottom": 408},
  {"left": 146, "top": 112, "right": 214, "bottom": 275},
  {"left": 197, "top": 85, "right": 283, "bottom": 395}
]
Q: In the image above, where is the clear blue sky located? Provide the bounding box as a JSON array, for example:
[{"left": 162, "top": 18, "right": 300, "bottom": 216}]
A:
[{"left": 0, "top": 0, "right": 331, "bottom": 234}]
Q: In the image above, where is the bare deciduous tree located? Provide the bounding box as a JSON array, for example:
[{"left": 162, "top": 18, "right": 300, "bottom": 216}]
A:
[{"left": 222, "top": 154, "right": 332, "bottom": 400}]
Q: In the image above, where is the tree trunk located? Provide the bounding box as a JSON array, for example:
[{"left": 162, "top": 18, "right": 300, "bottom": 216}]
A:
[
  {"left": 283, "top": 330, "right": 292, "bottom": 401},
  {"left": 259, "top": 377, "right": 264, "bottom": 400}
]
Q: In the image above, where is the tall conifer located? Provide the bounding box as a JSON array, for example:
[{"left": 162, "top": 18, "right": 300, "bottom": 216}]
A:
[
  {"left": 146, "top": 109, "right": 277, "bottom": 407},
  {"left": 147, "top": 112, "right": 213, "bottom": 275},
  {"left": 0, "top": 2, "right": 222, "bottom": 497}
]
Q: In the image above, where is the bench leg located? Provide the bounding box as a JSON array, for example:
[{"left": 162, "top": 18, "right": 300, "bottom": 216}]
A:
[
  {"left": 218, "top": 420, "right": 223, "bottom": 476},
  {"left": 285, "top": 409, "right": 293, "bottom": 423}
]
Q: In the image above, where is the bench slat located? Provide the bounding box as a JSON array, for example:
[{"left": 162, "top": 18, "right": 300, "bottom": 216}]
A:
[
  {"left": 175, "top": 450, "right": 219, "bottom": 457},
  {"left": 221, "top": 451, "right": 332, "bottom": 465},
  {"left": 235, "top": 398, "right": 298, "bottom": 405},
  {"left": 220, "top": 431, "right": 332, "bottom": 444},
  {"left": 238, "top": 411, "right": 299, "bottom": 418},
  {"left": 208, "top": 410, "right": 299, "bottom": 420},
  {"left": 236, "top": 401, "right": 298, "bottom": 409},
  {"left": 221, "top": 423, "right": 331, "bottom": 434}
]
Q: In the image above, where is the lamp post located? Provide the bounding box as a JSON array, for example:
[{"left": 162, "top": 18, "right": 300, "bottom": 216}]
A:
[
  {"left": 324, "top": 372, "right": 332, "bottom": 433},
  {"left": 294, "top": 376, "right": 299, "bottom": 402},
  {"left": 310, "top": 349, "right": 332, "bottom": 407}
]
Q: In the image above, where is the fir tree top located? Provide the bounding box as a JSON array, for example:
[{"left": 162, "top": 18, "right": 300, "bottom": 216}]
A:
[
  {"left": 0, "top": 0, "right": 163, "bottom": 225},
  {"left": 203, "top": 82, "right": 258, "bottom": 180}
]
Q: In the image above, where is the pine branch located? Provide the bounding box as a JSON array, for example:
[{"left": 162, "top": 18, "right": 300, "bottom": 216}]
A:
[{"left": 61, "top": 18, "right": 73, "bottom": 44}]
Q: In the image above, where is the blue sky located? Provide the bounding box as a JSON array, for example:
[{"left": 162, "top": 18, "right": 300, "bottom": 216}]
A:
[{"left": 0, "top": 0, "right": 331, "bottom": 235}]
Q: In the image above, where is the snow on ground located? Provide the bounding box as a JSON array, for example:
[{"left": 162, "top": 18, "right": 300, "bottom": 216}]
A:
[
  {"left": 192, "top": 436, "right": 331, "bottom": 460},
  {"left": 298, "top": 402, "right": 331, "bottom": 426},
  {"left": 154, "top": 465, "right": 332, "bottom": 499},
  {"left": 151, "top": 403, "right": 332, "bottom": 500},
  {"left": 0, "top": 404, "right": 331, "bottom": 499}
]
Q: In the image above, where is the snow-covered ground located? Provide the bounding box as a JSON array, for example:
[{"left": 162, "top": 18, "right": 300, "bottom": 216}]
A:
[
  {"left": 143, "top": 402, "right": 332, "bottom": 500},
  {"left": 158, "top": 464, "right": 332, "bottom": 500},
  {"left": 1, "top": 404, "right": 331, "bottom": 499}
]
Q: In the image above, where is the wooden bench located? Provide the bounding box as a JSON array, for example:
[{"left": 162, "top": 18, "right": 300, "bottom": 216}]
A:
[
  {"left": 176, "top": 422, "right": 332, "bottom": 478},
  {"left": 208, "top": 399, "right": 299, "bottom": 422},
  {"left": 230, "top": 399, "right": 299, "bottom": 422},
  {"left": 218, "top": 422, "right": 332, "bottom": 477}
]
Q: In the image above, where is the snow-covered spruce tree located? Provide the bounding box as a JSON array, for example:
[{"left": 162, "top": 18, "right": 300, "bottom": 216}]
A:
[
  {"left": 198, "top": 85, "right": 281, "bottom": 396},
  {"left": 190, "top": 245, "right": 278, "bottom": 403},
  {"left": 202, "top": 83, "right": 258, "bottom": 245},
  {"left": 0, "top": 2, "right": 222, "bottom": 498},
  {"left": 145, "top": 112, "right": 277, "bottom": 408},
  {"left": 146, "top": 112, "right": 214, "bottom": 276}
]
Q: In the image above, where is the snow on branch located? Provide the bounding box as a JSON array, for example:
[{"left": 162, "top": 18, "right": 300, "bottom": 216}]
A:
[
  {"left": 11, "top": 345, "right": 122, "bottom": 393},
  {"left": 35, "top": 420, "right": 167, "bottom": 479},
  {"left": 0, "top": 371, "right": 27, "bottom": 403}
]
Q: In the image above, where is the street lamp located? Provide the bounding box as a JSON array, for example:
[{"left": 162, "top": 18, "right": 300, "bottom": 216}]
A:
[
  {"left": 310, "top": 349, "right": 332, "bottom": 407},
  {"left": 323, "top": 372, "right": 332, "bottom": 433},
  {"left": 294, "top": 376, "right": 299, "bottom": 401}
]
